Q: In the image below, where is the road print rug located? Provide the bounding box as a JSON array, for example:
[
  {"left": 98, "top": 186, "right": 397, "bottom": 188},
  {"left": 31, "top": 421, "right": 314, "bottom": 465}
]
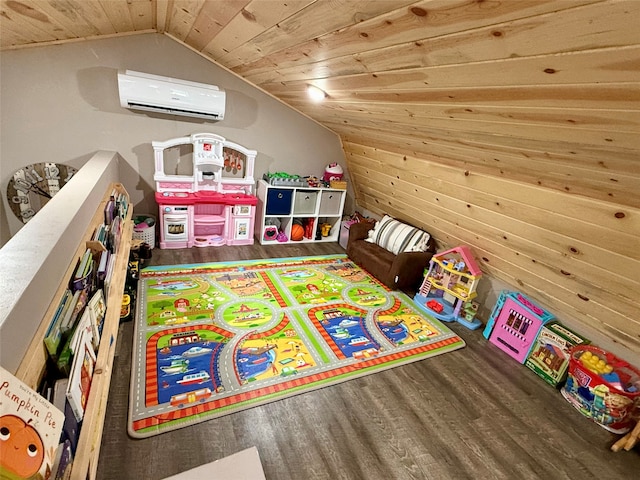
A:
[{"left": 129, "top": 255, "right": 465, "bottom": 438}]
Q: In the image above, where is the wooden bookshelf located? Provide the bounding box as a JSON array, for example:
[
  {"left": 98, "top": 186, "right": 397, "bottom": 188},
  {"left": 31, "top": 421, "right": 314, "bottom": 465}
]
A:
[{"left": 15, "top": 182, "right": 132, "bottom": 480}]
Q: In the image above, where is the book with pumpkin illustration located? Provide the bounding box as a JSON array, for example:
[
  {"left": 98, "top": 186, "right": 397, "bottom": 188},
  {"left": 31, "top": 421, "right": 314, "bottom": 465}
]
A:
[{"left": 0, "top": 365, "right": 65, "bottom": 480}]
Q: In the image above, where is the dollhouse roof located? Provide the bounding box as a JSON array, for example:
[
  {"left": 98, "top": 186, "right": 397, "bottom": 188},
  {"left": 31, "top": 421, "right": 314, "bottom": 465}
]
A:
[{"left": 433, "top": 245, "right": 482, "bottom": 276}]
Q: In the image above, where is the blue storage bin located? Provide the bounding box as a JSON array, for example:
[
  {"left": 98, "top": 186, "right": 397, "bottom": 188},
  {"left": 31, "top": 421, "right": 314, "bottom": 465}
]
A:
[{"left": 266, "top": 189, "right": 293, "bottom": 215}]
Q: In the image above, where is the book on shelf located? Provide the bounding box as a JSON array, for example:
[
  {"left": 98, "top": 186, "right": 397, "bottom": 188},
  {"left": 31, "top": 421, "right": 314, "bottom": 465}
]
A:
[
  {"left": 71, "top": 307, "right": 95, "bottom": 356},
  {"left": 74, "top": 248, "right": 92, "bottom": 280},
  {"left": 111, "top": 187, "right": 129, "bottom": 220},
  {"left": 87, "top": 289, "right": 106, "bottom": 346},
  {"left": 104, "top": 190, "right": 128, "bottom": 225},
  {"left": 71, "top": 248, "right": 94, "bottom": 292},
  {"left": 104, "top": 199, "right": 115, "bottom": 225},
  {"left": 44, "top": 289, "right": 74, "bottom": 360},
  {"left": 52, "top": 378, "right": 81, "bottom": 456},
  {"left": 106, "top": 215, "right": 123, "bottom": 253},
  {"left": 55, "top": 326, "right": 76, "bottom": 377},
  {"left": 96, "top": 250, "right": 110, "bottom": 288},
  {"left": 57, "top": 306, "right": 95, "bottom": 376},
  {"left": 103, "top": 253, "right": 117, "bottom": 300},
  {"left": 60, "top": 287, "right": 89, "bottom": 336},
  {"left": 65, "top": 327, "right": 96, "bottom": 423},
  {"left": 51, "top": 438, "right": 74, "bottom": 480},
  {"left": 38, "top": 375, "right": 54, "bottom": 403},
  {"left": 52, "top": 378, "right": 68, "bottom": 412},
  {"left": 0, "top": 365, "right": 65, "bottom": 480},
  {"left": 93, "top": 223, "right": 107, "bottom": 245},
  {"left": 59, "top": 289, "right": 81, "bottom": 335}
]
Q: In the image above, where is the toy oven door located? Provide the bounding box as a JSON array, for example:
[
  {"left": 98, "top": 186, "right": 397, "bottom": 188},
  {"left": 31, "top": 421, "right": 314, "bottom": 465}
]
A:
[{"left": 163, "top": 211, "right": 189, "bottom": 241}]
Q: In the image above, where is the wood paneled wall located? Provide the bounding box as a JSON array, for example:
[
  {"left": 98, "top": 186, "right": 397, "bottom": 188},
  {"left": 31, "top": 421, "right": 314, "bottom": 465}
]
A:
[{"left": 343, "top": 141, "right": 639, "bottom": 353}]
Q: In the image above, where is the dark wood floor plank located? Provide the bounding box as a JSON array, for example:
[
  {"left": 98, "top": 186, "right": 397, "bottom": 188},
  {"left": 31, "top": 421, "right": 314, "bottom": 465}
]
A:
[{"left": 96, "top": 242, "right": 640, "bottom": 479}]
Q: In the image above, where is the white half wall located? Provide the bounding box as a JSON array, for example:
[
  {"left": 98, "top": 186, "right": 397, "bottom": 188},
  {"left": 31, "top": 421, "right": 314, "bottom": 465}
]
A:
[{"left": 0, "top": 152, "right": 120, "bottom": 373}]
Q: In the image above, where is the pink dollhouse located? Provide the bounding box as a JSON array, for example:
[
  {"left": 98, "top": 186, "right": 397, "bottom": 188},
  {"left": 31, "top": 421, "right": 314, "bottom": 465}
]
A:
[
  {"left": 414, "top": 245, "right": 483, "bottom": 330},
  {"left": 153, "top": 133, "right": 258, "bottom": 249},
  {"left": 482, "top": 291, "right": 555, "bottom": 364}
]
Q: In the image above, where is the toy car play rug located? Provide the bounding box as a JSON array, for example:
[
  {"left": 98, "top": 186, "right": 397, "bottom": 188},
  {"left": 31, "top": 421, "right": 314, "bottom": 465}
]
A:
[{"left": 129, "top": 255, "right": 465, "bottom": 438}]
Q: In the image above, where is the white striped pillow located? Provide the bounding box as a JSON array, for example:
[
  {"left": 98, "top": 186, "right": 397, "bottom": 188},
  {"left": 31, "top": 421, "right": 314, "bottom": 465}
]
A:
[{"left": 365, "top": 215, "right": 430, "bottom": 255}]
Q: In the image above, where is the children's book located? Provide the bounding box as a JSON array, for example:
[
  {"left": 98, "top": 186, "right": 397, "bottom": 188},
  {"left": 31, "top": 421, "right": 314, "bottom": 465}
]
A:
[
  {"left": 59, "top": 288, "right": 89, "bottom": 337},
  {"left": 103, "top": 254, "right": 117, "bottom": 299},
  {"left": 96, "top": 250, "right": 110, "bottom": 288},
  {"left": 71, "top": 307, "right": 95, "bottom": 354},
  {"left": 51, "top": 378, "right": 80, "bottom": 455},
  {"left": 56, "top": 308, "right": 93, "bottom": 378},
  {"left": 51, "top": 438, "right": 73, "bottom": 480},
  {"left": 44, "top": 289, "right": 73, "bottom": 360},
  {"left": 0, "top": 365, "right": 65, "bottom": 479},
  {"left": 65, "top": 329, "right": 96, "bottom": 423},
  {"left": 71, "top": 249, "right": 94, "bottom": 292},
  {"left": 87, "top": 289, "right": 106, "bottom": 343},
  {"left": 73, "top": 249, "right": 92, "bottom": 280}
]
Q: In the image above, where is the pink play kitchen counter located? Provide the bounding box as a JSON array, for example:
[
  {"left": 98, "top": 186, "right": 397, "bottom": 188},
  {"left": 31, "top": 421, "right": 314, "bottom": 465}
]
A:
[{"left": 156, "top": 191, "right": 257, "bottom": 248}]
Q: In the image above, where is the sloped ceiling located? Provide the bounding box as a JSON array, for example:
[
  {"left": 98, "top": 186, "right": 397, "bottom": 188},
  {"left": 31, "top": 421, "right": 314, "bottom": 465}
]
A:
[
  {"left": 2, "top": 0, "right": 640, "bottom": 358},
  {"left": 2, "top": 0, "right": 637, "bottom": 205}
]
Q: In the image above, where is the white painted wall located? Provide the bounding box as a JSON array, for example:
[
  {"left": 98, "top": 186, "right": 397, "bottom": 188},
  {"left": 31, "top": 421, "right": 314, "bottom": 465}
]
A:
[{"left": 0, "top": 33, "right": 348, "bottom": 245}]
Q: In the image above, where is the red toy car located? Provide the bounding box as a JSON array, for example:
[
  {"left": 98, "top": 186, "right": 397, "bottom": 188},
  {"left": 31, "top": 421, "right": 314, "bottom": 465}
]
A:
[{"left": 427, "top": 300, "right": 443, "bottom": 313}]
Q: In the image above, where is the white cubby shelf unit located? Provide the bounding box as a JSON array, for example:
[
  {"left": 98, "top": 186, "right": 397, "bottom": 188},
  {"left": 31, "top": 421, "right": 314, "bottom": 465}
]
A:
[{"left": 256, "top": 179, "right": 346, "bottom": 245}]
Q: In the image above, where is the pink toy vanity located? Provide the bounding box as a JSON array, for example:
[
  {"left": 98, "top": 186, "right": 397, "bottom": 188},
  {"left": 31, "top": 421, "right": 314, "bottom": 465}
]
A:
[{"left": 153, "top": 133, "right": 257, "bottom": 249}]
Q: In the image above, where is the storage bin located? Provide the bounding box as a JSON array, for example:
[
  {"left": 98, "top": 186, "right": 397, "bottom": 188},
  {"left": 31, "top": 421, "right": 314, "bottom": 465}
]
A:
[
  {"left": 339, "top": 221, "right": 351, "bottom": 249},
  {"left": 133, "top": 214, "right": 156, "bottom": 248},
  {"left": 266, "top": 189, "right": 293, "bottom": 215},
  {"left": 319, "top": 191, "right": 342, "bottom": 215},
  {"left": 293, "top": 190, "right": 317, "bottom": 214},
  {"left": 561, "top": 345, "right": 640, "bottom": 433}
]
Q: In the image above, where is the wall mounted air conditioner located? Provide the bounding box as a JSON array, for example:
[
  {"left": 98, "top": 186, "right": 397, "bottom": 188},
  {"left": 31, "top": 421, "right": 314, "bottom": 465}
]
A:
[{"left": 117, "top": 70, "right": 225, "bottom": 121}]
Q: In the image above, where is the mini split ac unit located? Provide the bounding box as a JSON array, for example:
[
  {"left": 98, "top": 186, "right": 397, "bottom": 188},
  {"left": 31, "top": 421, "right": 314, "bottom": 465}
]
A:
[{"left": 117, "top": 70, "right": 225, "bottom": 121}]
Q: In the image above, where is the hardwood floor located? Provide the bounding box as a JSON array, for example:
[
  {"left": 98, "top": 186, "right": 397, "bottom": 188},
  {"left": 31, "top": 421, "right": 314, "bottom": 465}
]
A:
[{"left": 96, "top": 242, "right": 640, "bottom": 479}]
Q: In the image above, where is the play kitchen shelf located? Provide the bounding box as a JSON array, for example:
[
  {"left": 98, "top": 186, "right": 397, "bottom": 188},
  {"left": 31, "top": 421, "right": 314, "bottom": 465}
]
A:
[{"left": 256, "top": 179, "right": 346, "bottom": 245}]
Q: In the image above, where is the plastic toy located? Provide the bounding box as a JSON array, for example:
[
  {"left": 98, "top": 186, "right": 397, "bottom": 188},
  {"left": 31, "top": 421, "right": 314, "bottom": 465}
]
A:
[
  {"left": 263, "top": 225, "right": 278, "bottom": 241},
  {"left": 427, "top": 299, "right": 443, "bottom": 313},
  {"left": 483, "top": 291, "right": 554, "bottom": 364},
  {"left": 290, "top": 224, "right": 304, "bottom": 241},
  {"left": 524, "top": 321, "right": 590, "bottom": 387},
  {"left": 264, "top": 172, "right": 308, "bottom": 187},
  {"left": 303, "top": 218, "right": 315, "bottom": 239},
  {"left": 323, "top": 163, "right": 343, "bottom": 183},
  {"left": 152, "top": 133, "right": 258, "bottom": 249},
  {"left": 562, "top": 345, "right": 640, "bottom": 434},
  {"left": 414, "top": 245, "right": 483, "bottom": 329}
]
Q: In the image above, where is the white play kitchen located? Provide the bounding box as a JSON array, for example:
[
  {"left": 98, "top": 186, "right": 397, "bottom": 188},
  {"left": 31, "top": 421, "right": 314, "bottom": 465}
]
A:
[{"left": 152, "top": 133, "right": 258, "bottom": 249}]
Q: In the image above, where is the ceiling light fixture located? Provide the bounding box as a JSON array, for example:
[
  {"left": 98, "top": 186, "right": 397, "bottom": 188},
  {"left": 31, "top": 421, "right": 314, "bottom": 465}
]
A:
[{"left": 307, "top": 84, "right": 327, "bottom": 102}]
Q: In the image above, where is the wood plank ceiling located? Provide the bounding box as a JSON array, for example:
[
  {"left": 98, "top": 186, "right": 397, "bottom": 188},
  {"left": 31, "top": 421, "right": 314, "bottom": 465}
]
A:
[{"left": 2, "top": 0, "right": 639, "bottom": 356}]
